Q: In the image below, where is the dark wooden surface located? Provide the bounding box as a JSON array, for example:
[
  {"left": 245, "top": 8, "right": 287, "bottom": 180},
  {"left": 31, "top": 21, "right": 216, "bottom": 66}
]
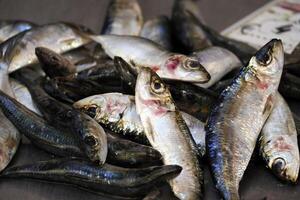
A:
[{"left": 1, "top": 0, "right": 300, "bottom": 200}]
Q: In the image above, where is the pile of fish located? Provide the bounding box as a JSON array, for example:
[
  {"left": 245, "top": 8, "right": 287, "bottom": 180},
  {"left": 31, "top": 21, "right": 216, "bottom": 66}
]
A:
[{"left": 0, "top": 0, "right": 300, "bottom": 200}]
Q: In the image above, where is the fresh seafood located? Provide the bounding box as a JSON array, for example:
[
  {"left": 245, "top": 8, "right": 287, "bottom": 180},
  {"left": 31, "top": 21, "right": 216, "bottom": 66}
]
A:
[
  {"left": 192, "top": 46, "right": 242, "bottom": 88},
  {"left": 259, "top": 93, "right": 299, "bottom": 182},
  {"left": 35, "top": 47, "right": 77, "bottom": 78},
  {"left": 2, "top": 158, "right": 182, "bottom": 198},
  {"left": 90, "top": 34, "right": 210, "bottom": 83},
  {"left": 13, "top": 68, "right": 108, "bottom": 164},
  {"left": 140, "top": 16, "right": 173, "bottom": 51},
  {"left": 102, "top": 0, "right": 143, "bottom": 36},
  {"left": 206, "top": 39, "right": 284, "bottom": 200},
  {"left": 135, "top": 68, "right": 203, "bottom": 200},
  {"left": 74, "top": 93, "right": 206, "bottom": 156},
  {"left": 0, "top": 22, "right": 91, "bottom": 73},
  {"left": 172, "top": 0, "right": 211, "bottom": 52},
  {"left": 0, "top": 20, "right": 35, "bottom": 43}
]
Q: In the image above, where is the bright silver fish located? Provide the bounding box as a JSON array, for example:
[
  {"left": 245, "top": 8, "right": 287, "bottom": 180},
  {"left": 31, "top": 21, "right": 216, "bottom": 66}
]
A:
[{"left": 0, "top": 20, "right": 35, "bottom": 43}]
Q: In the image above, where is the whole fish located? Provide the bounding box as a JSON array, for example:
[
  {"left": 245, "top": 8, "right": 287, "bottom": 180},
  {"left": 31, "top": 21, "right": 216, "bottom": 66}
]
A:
[
  {"left": 259, "top": 93, "right": 299, "bottom": 182},
  {"left": 74, "top": 93, "right": 206, "bottom": 156},
  {"left": 135, "top": 68, "right": 203, "bottom": 200},
  {"left": 206, "top": 39, "right": 284, "bottom": 200},
  {"left": 192, "top": 46, "right": 242, "bottom": 88},
  {"left": 0, "top": 20, "right": 35, "bottom": 43},
  {"left": 2, "top": 158, "right": 182, "bottom": 199},
  {"left": 279, "top": 72, "right": 300, "bottom": 100},
  {"left": 13, "top": 68, "right": 108, "bottom": 164},
  {"left": 102, "top": 0, "right": 143, "bottom": 36},
  {"left": 0, "top": 22, "right": 91, "bottom": 73},
  {"left": 10, "top": 78, "right": 41, "bottom": 115},
  {"left": 172, "top": 0, "right": 212, "bottom": 53},
  {"left": 140, "top": 16, "right": 173, "bottom": 51},
  {"left": 90, "top": 34, "right": 210, "bottom": 83},
  {"left": 35, "top": 47, "right": 77, "bottom": 78}
]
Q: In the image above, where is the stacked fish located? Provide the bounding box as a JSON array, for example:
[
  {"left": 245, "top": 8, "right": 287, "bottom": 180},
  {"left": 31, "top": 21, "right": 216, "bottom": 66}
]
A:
[{"left": 0, "top": 0, "right": 299, "bottom": 200}]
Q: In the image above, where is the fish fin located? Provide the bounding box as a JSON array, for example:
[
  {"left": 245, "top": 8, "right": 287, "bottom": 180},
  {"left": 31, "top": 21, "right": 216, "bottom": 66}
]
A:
[{"left": 263, "top": 94, "right": 274, "bottom": 116}]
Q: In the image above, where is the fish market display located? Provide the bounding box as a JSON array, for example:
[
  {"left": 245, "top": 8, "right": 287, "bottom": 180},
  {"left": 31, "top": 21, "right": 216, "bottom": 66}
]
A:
[
  {"left": 135, "top": 68, "right": 203, "bottom": 200},
  {"left": 206, "top": 39, "right": 284, "bottom": 200}
]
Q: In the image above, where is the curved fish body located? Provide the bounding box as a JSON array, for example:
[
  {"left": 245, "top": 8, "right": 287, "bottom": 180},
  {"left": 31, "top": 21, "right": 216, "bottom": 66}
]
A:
[
  {"left": 90, "top": 35, "right": 210, "bottom": 83},
  {"left": 172, "top": 0, "right": 211, "bottom": 53},
  {"left": 2, "top": 158, "right": 182, "bottom": 198},
  {"left": 10, "top": 78, "right": 41, "bottom": 115},
  {"left": 140, "top": 16, "right": 173, "bottom": 51},
  {"left": 135, "top": 68, "right": 203, "bottom": 200},
  {"left": 193, "top": 46, "right": 242, "bottom": 88},
  {"left": 279, "top": 72, "right": 300, "bottom": 100},
  {"left": 259, "top": 93, "right": 299, "bottom": 182},
  {"left": 73, "top": 93, "right": 206, "bottom": 156},
  {"left": 0, "top": 20, "right": 35, "bottom": 43},
  {"left": 102, "top": 0, "right": 143, "bottom": 36},
  {"left": 35, "top": 47, "right": 77, "bottom": 78},
  {"left": 206, "top": 39, "right": 284, "bottom": 200},
  {"left": 0, "top": 22, "right": 91, "bottom": 73}
]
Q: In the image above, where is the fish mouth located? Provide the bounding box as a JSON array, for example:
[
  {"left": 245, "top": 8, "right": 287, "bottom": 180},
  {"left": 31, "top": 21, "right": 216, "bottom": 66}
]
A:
[{"left": 255, "top": 39, "right": 282, "bottom": 64}]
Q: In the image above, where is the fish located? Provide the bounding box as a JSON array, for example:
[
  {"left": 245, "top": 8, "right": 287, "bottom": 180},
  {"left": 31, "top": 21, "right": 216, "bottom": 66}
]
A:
[
  {"left": 1, "top": 158, "right": 182, "bottom": 199},
  {"left": 90, "top": 34, "right": 210, "bottom": 83},
  {"left": 192, "top": 46, "right": 242, "bottom": 88},
  {"left": 0, "top": 22, "right": 91, "bottom": 73},
  {"left": 12, "top": 68, "right": 108, "bottom": 164},
  {"left": 279, "top": 72, "right": 300, "bottom": 100},
  {"left": 259, "top": 93, "right": 299, "bottom": 182},
  {"left": 101, "top": 0, "right": 143, "bottom": 36},
  {"left": 206, "top": 39, "right": 284, "bottom": 200},
  {"left": 140, "top": 15, "right": 173, "bottom": 51},
  {"left": 171, "top": 0, "right": 212, "bottom": 53},
  {"left": 0, "top": 20, "right": 35, "bottom": 43},
  {"left": 73, "top": 92, "right": 206, "bottom": 156},
  {"left": 10, "top": 78, "right": 41, "bottom": 115},
  {"left": 35, "top": 47, "right": 77, "bottom": 78},
  {"left": 135, "top": 67, "right": 203, "bottom": 200}
]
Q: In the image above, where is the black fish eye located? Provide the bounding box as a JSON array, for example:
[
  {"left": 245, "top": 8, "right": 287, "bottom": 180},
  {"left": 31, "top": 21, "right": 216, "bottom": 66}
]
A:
[
  {"left": 185, "top": 59, "right": 201, "bottom": 69},
  {"left": 256, "top": 51, "right": 272, "bottom": 66},
  {"left": 151, "top": 80, "right": 165, "bottom": 94},
  {"left": 272, "top": 158, "right": 286, "bottom": 174},
  {"left": 84, "top": 136, "right": 97, "bottom": 146},
  {"left": 86, "top": 106, "right": 97, "bottom": 118}
]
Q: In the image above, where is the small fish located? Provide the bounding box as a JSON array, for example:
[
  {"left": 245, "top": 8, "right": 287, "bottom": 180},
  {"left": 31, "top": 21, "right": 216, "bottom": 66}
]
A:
[
  {"left": 172, "top": 0, "right": 212, "bottom": 53},
  {"left": 73, "top": 93, "right": 206, "bottom": 156},
  {"left": 13, "top": 68, "right": 108, "bottom": 164},
  {"left": 140, "top": 15, "right": 173, "bottom": 51},
  {"left": 35, "top": 47, "right": 77, "bottom": 78},
  {"left": 1, "top": 158, "right": 182, "bottom": 199},
  {"left": 0, "top": 22, "right": 91, "bottom": 73},
  {"left": 0, "top": 20, "right": 35, "bottom": 43},
  {"left": 90, "top": 34, "right": 210, "bottom": 83},
  {"left": 259, "top": 93, "right": 299, "bottom": 182},
  {"left": 135, "top": 67, "right": 203, "bottom": 200},
  {"left": 279, "top": 72, "right": 300, "bottom": 100},
  {"left": 101, "top": 0, "right": 143, "bottom": 36},
  {"left": 206, "top": 39, "right": 284, "bottom": 200}
]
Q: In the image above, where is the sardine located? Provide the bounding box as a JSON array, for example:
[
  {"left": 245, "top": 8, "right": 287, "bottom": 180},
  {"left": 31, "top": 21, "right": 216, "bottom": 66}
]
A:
[
  {"left": 140, "top": 16, "right": 173, "bottom": 51},
  {"left": 1, "top": 158, "right": 182, "bottom": 198},
  {"left": 102, "top": 0, "right": 143, "bottom": 36},
  {"left": 172, "top": 0, "right": 212, "bottom": 53},
  {"left": 259, "top": 93, "right": 299, "bottom": 182},
  {"left": 90, "top": 34, "right": 210, "bottom": 83},
  {"left": 206, "top": 39, "right": 284, "bottom": 200},
  {"left": 12, "top": 68, "right": 108, "bottom": 164},
  {"left": 73, "top": 93, "right": 206, "bottom": 156},
  {"left": 0, "top": 20, "right": 35, "bottom": 43},
  {"left": 135, "top": 68, "right": 203, "bottom": 200},
  {"left": 0, "top": 22, "right": 91, "bottom": 73},
  {"left": 35, "top": 47, "right": 77, "bottom": 78},
  {"left": 192, "top": 46, "right": 242, "bottom": 88}
]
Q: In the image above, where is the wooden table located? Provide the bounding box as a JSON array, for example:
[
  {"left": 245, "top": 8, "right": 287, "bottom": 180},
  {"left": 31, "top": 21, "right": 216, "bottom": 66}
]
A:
[{"left": 1, "top": 0, "right": 300, "bottom": 199}]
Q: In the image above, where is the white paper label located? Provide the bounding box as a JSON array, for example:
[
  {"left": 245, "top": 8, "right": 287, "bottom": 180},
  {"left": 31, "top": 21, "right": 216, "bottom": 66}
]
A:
[{"left": 223, "top": 0, "right": 300, "bottom": 54}]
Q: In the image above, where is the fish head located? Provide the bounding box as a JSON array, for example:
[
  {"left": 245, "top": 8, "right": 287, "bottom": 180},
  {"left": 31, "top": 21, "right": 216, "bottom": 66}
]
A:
[
  {"left": 74, "top": 96, "right": 105, "bottom": 119},
  {"left": 265, "top": 135, "right": 299, "bottom": 182},
  {"left": 164, "top": 54, "right": 210, "bottom": 83},
  {"left": 136, "top": 67, "right": 176, "bottom": 115},
  {"left": 249, "top": 39, "right": 284, "bottom": 78}
]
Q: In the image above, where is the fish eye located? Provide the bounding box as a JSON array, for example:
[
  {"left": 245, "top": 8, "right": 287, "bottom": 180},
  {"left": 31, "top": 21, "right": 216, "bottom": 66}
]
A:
[
  {"left": 85, "top": 105, "right": 98, "bottom": 118},
  {"left": 272, "top": 158, "right": 286, "bottom": 174},
  {"left": 84, "top": 136, "right": 97, "bottom": 147},
  {"left": 151, "top": 79, "right": 166, "bottom": 94},
  {"left": 256, "top": 52, "right": 272, "bottom": 66},
  {"left": 184, "top": 59, "right": 201, "bottom": 70}
]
